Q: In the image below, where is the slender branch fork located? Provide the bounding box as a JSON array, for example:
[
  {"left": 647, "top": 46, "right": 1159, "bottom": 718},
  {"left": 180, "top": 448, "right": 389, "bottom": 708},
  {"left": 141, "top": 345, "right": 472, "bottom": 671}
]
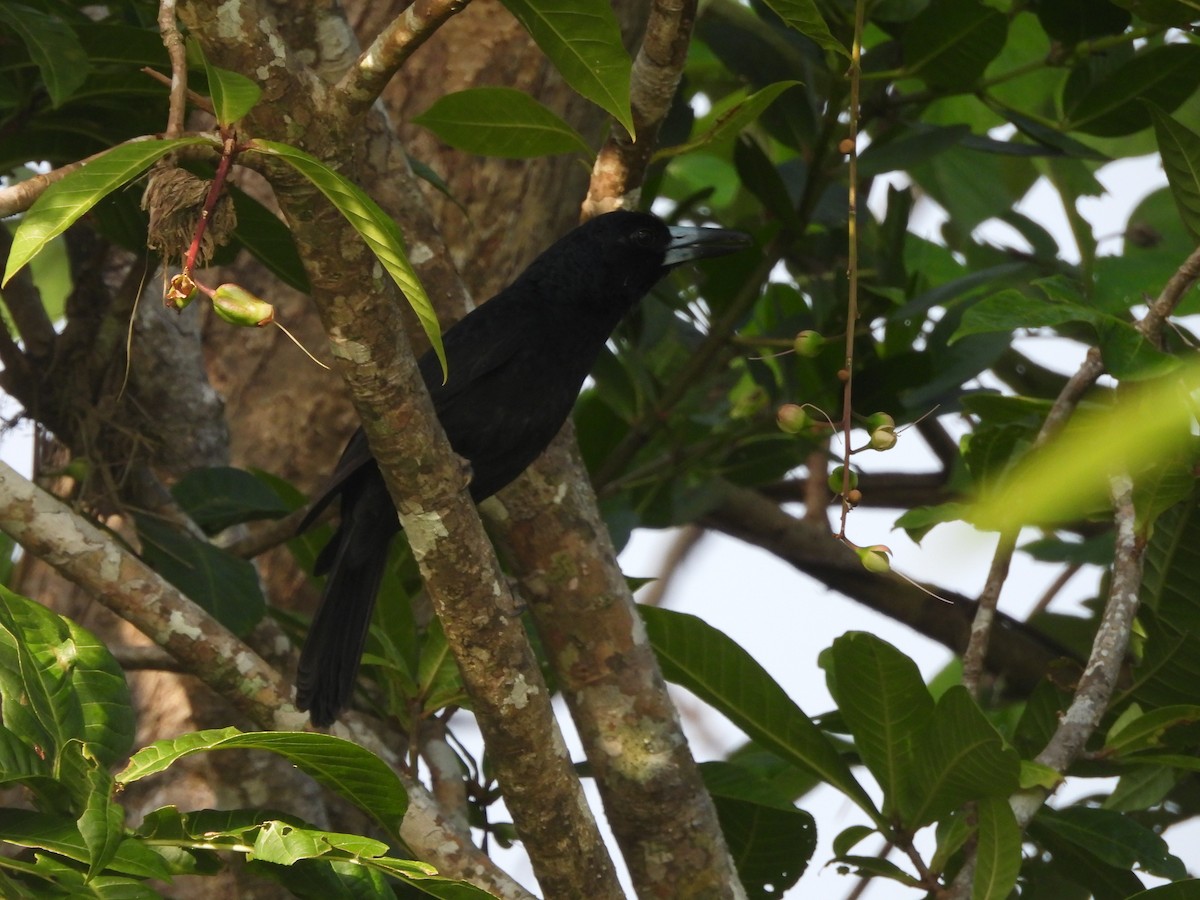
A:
[{"left": 946, "top": 244, "right": 1200, "bottom": 895}]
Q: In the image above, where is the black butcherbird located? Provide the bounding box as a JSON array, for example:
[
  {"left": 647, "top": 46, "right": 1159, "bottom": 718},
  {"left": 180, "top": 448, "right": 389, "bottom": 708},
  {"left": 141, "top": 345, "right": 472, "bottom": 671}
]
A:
[{"left": 296, "top": 210, "right": 750, "bottom": 725}]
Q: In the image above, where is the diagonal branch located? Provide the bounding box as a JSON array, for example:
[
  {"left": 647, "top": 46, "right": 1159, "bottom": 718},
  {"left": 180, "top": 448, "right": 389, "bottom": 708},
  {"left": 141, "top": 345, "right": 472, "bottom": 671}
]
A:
[{"left": 334, "top": 0, "right": 472, "bottom": 117}]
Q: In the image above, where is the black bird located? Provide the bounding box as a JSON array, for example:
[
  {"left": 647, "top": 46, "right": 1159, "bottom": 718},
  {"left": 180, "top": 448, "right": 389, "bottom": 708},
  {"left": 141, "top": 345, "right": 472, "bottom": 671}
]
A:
[{"left": 296, "top": 210, "right": 750, "bottom": 725}]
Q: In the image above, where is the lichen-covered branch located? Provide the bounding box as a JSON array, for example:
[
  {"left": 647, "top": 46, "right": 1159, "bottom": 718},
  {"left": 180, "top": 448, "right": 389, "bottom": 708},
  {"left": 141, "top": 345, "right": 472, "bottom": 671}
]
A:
[
  {"left": 497, "top": 430, "right": 748, "bottom": 899},
  {"left": 335, "top": 0, "right": 472, "bottom": 116},
  {"left": 583, "top": 0, "right": 698, "bottom": 215}
]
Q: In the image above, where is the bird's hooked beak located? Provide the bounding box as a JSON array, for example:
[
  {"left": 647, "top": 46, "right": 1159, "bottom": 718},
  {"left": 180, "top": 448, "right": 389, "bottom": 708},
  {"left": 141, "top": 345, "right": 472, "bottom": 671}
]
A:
[{"left": 663, "top": 224, "right": 752, "bottom": 268}]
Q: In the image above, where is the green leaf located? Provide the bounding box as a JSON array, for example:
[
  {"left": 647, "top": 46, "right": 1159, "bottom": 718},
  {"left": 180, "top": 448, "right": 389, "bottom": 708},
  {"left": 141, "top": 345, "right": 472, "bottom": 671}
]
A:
[
  {"left": 832, "top": 824, "right": 875, "bottom": 857},
  {"left": 135, "top": 516, "right": 266, "bottom": 637},
  {"left": 654, "top": 82, "right": 801, "bottom": 161},
  {"left": 198, "top": 50, "right": 262, "bottom": 126},
  {"left": 499, "top": 0, "right": 633, "bottom": 135},
  {"left": 827, "top": 633, "right": 933, "bottom": 817},
  {"left": 0, "top": 4, "right": 90, "bottom": 107},
  {"left": 1036, "top": 806, "right": 1187, "bottom": 880},
  {"left": 759, "top": 0, "right": 847, "bottom": 56},
  {"left": 710, "top": 793, "right": 815, "bottom": 896},
  {"left": 243, "top": 139, "right": 445, "bottom": 377},
  {"left": 1105, "top": 704, "right": 1200, "bottom": 755},
  {"left": 903, "top": 0, "right": 1007, "bottom": 89},
  {"left": 250, "top": 820, "right": 390, "bottom": 865},
  {"left": 0, "top": 589, "right": 133, "bottom": 769},
  {"left": 973, "top": 797, "right": 1021, "bottom": 900},
  {"left": 2, "top": 137, "right": 212, "bottom": 287},
  {"left": 69, "top": 743, "right": 124, "bottom": 880},
  {"left": 951, "top": 287, "right": 1099, "bottom": 341},
  {"left": 170, "top": 466, "right": 290, "bottom": 535},
  {"left": 0, "top": 809, "right": 176, "bottom": 882},
  {"left": 116, "top": 728, "right": 409, "bottom": 838},
  {"left": 412, "top": 88, "right": 590, "bottom": 158},
  {"left": 893, "top": 502, "right": 973, "bottom": 543},
  {"left": 972, "top": 367, "right": 1200, "bottom": 531},
  {"left": 1064, "top": 44, "right": 1200, "bottom": 137},
  {"left": 905, "top": 686, "right": 1020, "bottom": 828},
  {"left": 1147, "top": 104, "right": 1200, "bottom": 242},
  {"left": 834, "top": 855, "right": 923, "bottom": 887},
  {"left": 1127, "top": 881, "right": 1200, "bottom": 900},
  {"left": 640, "top": 606, "right": 879, "bottom": 821}
]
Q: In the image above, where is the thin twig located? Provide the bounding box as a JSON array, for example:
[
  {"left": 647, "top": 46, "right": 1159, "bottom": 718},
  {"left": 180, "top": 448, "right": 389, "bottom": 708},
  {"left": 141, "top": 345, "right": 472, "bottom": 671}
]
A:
[
  {"left": 638, "top": 524, "right": 704, "bottom": 608},
  {"left": 157, "top": 0, "right": 189, "bottom": 139},
  {"left": 335, "top": 0, "right": 471, "bottom": 115},
  {"left": 141, "top": 66, "right": 214, "bottom": 116},
  {"left": 1028, "top": 562, "right": 1082, "bottom": 619},
  {"left": 1139, "top": 241, "right": 1200, "bottom": 344},
  {"left": 836, "top": 5, "right": 864, "bottom": 539},
  {"left": 961, "top": 531, "right": 1016, "bottom": 699}
]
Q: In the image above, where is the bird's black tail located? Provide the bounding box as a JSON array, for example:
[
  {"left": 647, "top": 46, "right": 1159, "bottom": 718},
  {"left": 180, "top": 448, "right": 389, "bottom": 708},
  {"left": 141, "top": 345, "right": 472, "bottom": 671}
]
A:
[{"left": 296, "top": 476, "right": 397, "bottom": 726}]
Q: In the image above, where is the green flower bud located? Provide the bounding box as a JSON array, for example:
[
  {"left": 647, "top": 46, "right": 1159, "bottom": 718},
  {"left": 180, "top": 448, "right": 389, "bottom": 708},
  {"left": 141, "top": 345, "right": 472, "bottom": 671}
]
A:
[
  {"left": 828, "top": 465, "right": 858, "bottom": 493},
  {"left": 793, "top": 330, "right": 825, "bottom": 357},
  {"left": 869, "top": 427, "right": 897, "bottom": 451},
  {"left": 857, "top": 545, "right": 892, "bottom": 573},
  {"left": 777, "top": 404, "right": 810, "bottom": 434},
  {"left": 212, "top": 283, "right": 275, "bottom": 327},
  {"left": 864, "top": 412, "right": 895, "bottom": 432}
]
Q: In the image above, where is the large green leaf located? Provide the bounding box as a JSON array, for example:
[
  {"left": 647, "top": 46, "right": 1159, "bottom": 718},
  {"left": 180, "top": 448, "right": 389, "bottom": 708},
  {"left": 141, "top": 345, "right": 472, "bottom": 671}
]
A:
[
  {"left": 412, "top": 88, "right": 590, "bottom": 158},
  {"left": 640, "top": 606, "right": 879, "bottom": 821},
  {"left": 135, "top": 516, "right": 266, "bottom": 637},
  {"left": 194, "top": 41, "right": 262, "bottom": 127},
  {"left": 759, "top": 0, "right": 847, "bottom": 56},
  {"left": 67, "top": 742, "right": 124, "bottom": 880},
  {"left": 1063, "top": 44, "right": 1200, "bottom": 137},
  {"left": 904, "top": 686, "right": 1020, "bottom": 827},
  {"left": 973, "top": 797, "right": 1021, "bottom": 900},
  {"left": 654, "top": 82, "right": 801, "bottom": 162},
  {"left": 1147, "top": 104, "right": 1200, "bottom": 242},
  {"left": 116, "top": 728, "right": 409, "bottom": 838},
  {"left": 2, "top": 136, "right": 212, "bottom": 286},
  {"left": 0, "top": 589, "right": 133, "bottom": 769},
  {"left": 972, "top": 367, "right": 1200, "bottom": 532},
  {"left": 0, "top": 3, "right": 90, "bottom": 107},
  {"left": 499, "top": 0, "right": 633, "bottom": 135},
  {"left": 903, "top": 0, "right": 1007, "bottom": 89},
  {"left": 826, "top": 633, "right": 933, "bottom": 817},
  {"left": 243, "top": 139, "right": 445, "bottom": 376},
  {"left": 1036, "top": 806, "right": 1187, "bottom": 879},
  {"left": 170, "top": 466, "right": 290, "bottom": 535},
  {"left": 0, "top": 809, "right": 176, "bottom": 882}
]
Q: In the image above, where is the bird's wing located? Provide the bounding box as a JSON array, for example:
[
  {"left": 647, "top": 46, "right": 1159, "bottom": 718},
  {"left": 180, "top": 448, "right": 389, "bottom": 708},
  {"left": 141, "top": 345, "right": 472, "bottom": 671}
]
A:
[{"left": 419, "top": 299, "right": 533, "bottom": 404}]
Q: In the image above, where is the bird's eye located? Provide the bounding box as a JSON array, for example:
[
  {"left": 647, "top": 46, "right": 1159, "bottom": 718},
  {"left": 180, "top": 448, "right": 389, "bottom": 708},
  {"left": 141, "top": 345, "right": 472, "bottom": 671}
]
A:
[{"left": 630, "top": 227, "right": 656, "bottom": 248}]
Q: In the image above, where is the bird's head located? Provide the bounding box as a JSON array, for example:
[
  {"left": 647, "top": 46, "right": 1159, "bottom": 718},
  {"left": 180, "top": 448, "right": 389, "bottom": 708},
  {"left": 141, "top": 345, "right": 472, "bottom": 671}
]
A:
[{"left": 523, "top": 210, "right": 751, "bottom": 316}]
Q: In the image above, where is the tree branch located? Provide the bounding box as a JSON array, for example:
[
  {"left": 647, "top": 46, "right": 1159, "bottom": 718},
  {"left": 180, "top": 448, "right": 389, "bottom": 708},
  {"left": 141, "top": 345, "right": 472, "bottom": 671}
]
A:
[
  {"left": 703, "top": 480, "right": 1076, "bottom": 693},
  {"left": 335, "top": 0, "right": 472, "bottom": 116},
  {"left": 582, "top": 0, "right": 698, "bottom": 215},
  {"left": 495, "top": 430, "right": 747, "bottom": 899}
]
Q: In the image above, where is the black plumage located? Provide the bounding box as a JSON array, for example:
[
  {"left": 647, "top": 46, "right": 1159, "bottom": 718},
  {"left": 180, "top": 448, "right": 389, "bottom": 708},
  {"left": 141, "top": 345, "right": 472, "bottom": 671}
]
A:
[{"left": 296, "top": 210, "right": 750, "bottom": 725}]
